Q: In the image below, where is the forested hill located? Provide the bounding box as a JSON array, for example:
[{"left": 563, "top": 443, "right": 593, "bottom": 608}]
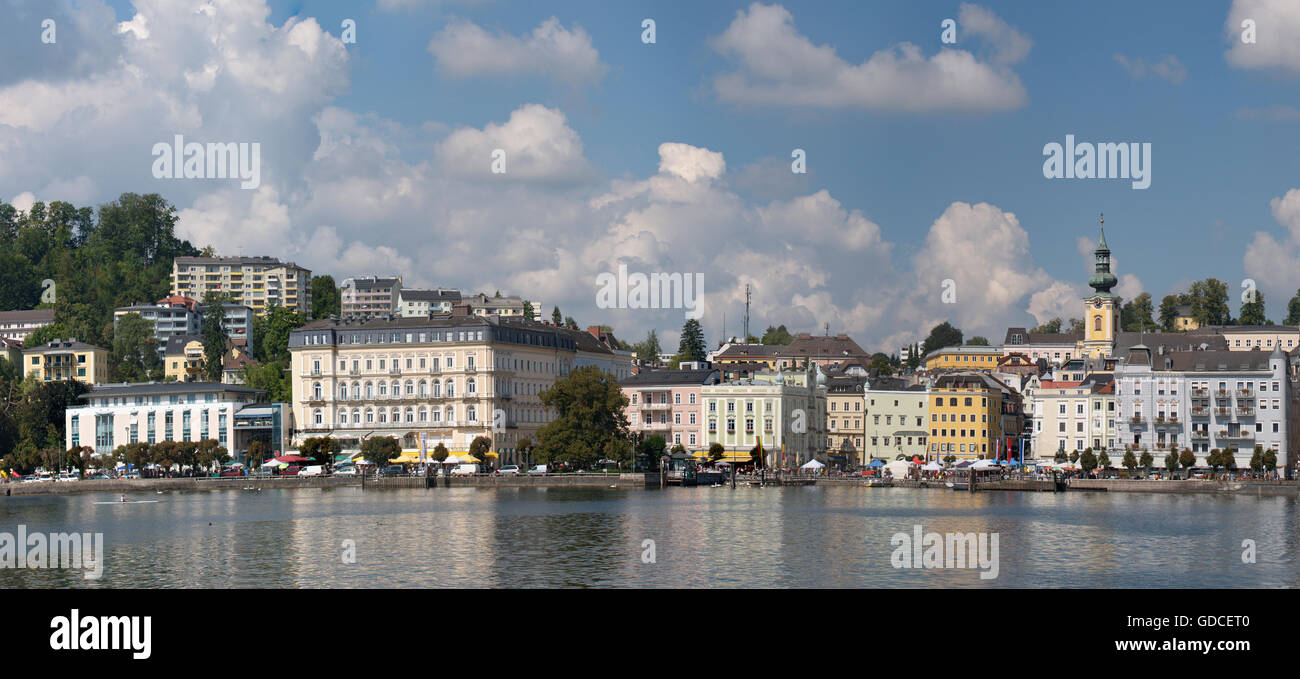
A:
[{"left": 0, "top": 193, "right": 201, "bottom": 349}]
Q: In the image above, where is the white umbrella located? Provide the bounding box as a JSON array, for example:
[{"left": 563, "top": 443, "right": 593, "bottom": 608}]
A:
[
  {"left": 971, "top": 459, "right": 998, "bottom": 469},
  {"left": 800, "top": 459, "right": 825, "bottom": 470},
  {"left": 922, "top": 461, "right": 943, "bottom": 471},
  {"left": 259, "top": 458, "right": 282, "bottom": 468},
  {"left": 443, "top": 455, "right": 461, "bottom": 465}
]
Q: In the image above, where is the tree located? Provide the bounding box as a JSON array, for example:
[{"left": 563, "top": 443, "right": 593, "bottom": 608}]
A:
[
  {"left": 708, "top": 442, "right": 725, "bottom": 463},
  {"left": 310, "top": 275, "right": 340, "bottom": 320},
  {"left": 1163, "top": 451, "right": 1178, "bottom": 474},
  {"left": 1097, "top": 450, "right": 1111, "bottom": 470},
  {"left": 110, "top": 313, "right": 162, "bottom": 382},
  {"left": 633, "top": 330, "right": 662, "bottom": 365},
  {"left": 1069, "top": 451, "right": 1080, "bottom": 464},
  {"left": 678, "top": 319, "right": 706, "bottom": 362},
  {"left": 760, "top": 325, "right": 794, "bottom": 345},
  {"left": 1262, "top": 449, "right": 1278, "bottom": 473},
  {"left": 522, "top": 300, "right": 535, "bottom": 320},
  {"left": 361, "top": 436, "right": 400, "bottom": 468},
  {"left": 1066, "top": 318, "right": 1085, "bottom": 334},
  {"left": 1120, "top": 293, "right": 1160, "bottom": 332},
  {"left": 1179, "top": 448, "right": 1197, "bottom": 477},
  {"left": 1239, "top": 289, "right": 1267, "bottom": 326},
  {"left": 635, "top": 434, "right": 667, "bottom": 471},
  {"left": 965, "top": 336, "right": 990, "bottom": 346},
  {"left": 1080, "top": 449, "right": 1098, "bottom": 473},
  {"left": 920, "top": 322, "right": 963, "bottom": 357},
  {"left": 432, "top": 443, "right": 449, "bottom": 462},
  {"left": 201, "top": 293, "right": 232, "bottom": 381},
  {"left": 551, "top": 306, "right": 562, "bottom": 325},
  {"left": 469, "top": 436, "right": 492, "bottom": 467},
  {"left": 1286, "top": 290, "right": 1300, "bottom": 326},
  {"left": 246, "top": 439, "right": 268, "bottom": 466},
  {"left": 300, "top": 436, "right": 341, "bottom": 470},
  {"left": 533, "top": 366, "right": 629, "bottom": 469},
  {"left": 253, "top": 303, "right": 304, "bottom": 365},
  {"left": 1206, "top": 448, "right": 1224, "bottom": 478},
  {"left": 749, "top": 445, "right": 763, "bottom": 468},
  {"left": 1158, "top": 294, "right": 1182, "bottom": 331},
  {"left": 240, "top": 362, "right": 291, "bottom": 402},
  {"left": 1031, "top": 318, "right": 1062, "bottom": 334},
  {"left": 564, "top": 316, "right": 577, "bottom": 329},
  {"left": 1190, "top": 279, "right": 1231, "bottom": 326},
  {"left": 1122, "top": 450, "right": 1137, "bottom": 472},
  {"left": 1139, "top": 450, "right": 1153, "bottom": 473}
]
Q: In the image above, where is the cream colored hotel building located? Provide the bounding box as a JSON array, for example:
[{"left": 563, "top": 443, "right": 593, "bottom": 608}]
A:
[{"left": 288, "top": 315, "right": 632, "bottom": 463}]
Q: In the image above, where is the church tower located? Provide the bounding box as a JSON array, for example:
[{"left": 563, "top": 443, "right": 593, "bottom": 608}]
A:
[{"left": 1082, "top": 215, "right": 1121, "bottom": 358}]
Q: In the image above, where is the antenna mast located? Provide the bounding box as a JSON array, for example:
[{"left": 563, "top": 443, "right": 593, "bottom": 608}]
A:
[{"left": 744, "top": 283, "right": 751, "bottom": 343}]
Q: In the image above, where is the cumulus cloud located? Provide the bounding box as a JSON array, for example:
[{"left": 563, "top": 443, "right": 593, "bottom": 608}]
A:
[
  {"left": 1114, "top": 54, "right": 1188, "bottom": 84},
  {"left": 428, "top": 17, "right": 607, "bottom": 85},
  {"left": 657, "top": 143, "right": 726, "bottom": 182},
  {"left": 434, "top": 104, "right": 594, "bottom": 184},
  {"left": 709, "top": 2, "right": 1029, "bottom": 112},
  {"left": 1225, "top": 0, "right": 1300, "bottom": 72}
]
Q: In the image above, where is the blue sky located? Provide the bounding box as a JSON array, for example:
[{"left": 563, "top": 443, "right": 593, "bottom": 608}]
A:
[{"left": 5, "top": 0, "right": 1300, "bottom": 351}]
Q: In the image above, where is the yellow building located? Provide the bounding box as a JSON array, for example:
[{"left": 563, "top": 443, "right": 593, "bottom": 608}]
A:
[
  {"left": 924, "top": 345, "right": 1002, "bottom": 371},
  {"left": 1173, "top": 305, "right": 1198, "bottom": 332},
  {"left": 928, "top": 372, "right": 1021, "bottom": 460},
  {"left": 164, "top": 336, "right": 205, "bottom": 382},
  {"left": 23, "top": 339, "right": 109, "bottom": 385},
  {"left": 172, "top": 256, "right": 311, "bottom": 317},
  {"left": 825, "top": 376, "right": 867, "bottom": 463}
]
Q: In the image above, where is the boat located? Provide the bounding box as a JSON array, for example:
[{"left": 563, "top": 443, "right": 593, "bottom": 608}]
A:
[
  {"left": 864, "top": 478, "right": 893, "bottom": 487},
  {"left": 946, "top": 480, "right": 969, "bottom": 490}
]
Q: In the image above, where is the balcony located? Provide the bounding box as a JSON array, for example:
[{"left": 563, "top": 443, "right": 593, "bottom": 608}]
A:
[
  {"left": 1191, "top": 430, "right": 1208, "bottom": 440},
  {"left": 1214, "top": 390, "right": 1231, "bottom": 401},
  {"left": 640, "top": 401, "right": 672, "bottom": 410},
  {"left": 1129, "top": 415, "right": 1146, "bottom": 425},
  {"left": 1236, "top": 407, "right": 1255, "bottom": 417},
  {"left": 1237, "top": 388, "right": 1254, "bottom": 398},
  {"left": 1215, "top": 408, "right": 1231, "bottom": 417},
  {"left": 1191, "top": 387, "right": 1208, "bottom": 397},
  {"left": 389, "top": 367, "right": 402, "bottom": 376},
  {"left": 1218, "top": 430, "right": 1254, "bottom": 440},
  {"left": 1191, "top": 407, "right": 1209, "bottom": 417}
]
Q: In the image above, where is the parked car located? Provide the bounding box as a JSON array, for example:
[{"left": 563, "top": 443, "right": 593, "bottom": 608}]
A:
[
  {"left": 333, "top": 465, "right": 358, "bottom": 476},
  {"left": 89, "top": 472, "right": 112, "bottom": 480},
  {"left": 378, "top": 465, "right": 405, "bottom": 478},
  {"left": 527, "top": 464, "right": 548, "bottom": 475},
  {"left": 451, "top": 463, "right": 479, "bottom": 476},
  {"left": 298, "top": 465, "right": 324, "bottom": 477},
  {"left": 279, "top": 465, "right": 301, "bottom": 476},
  {"left": 497, "top": 465, "right": 521, "bottom": 475},
  {"left": 219, "top": 467, "right": 245, "bottom": 477}
]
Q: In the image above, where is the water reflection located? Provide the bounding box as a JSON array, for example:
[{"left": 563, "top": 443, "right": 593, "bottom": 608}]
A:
[{"left": 0, "top": 486, "right": 1295, "bottom": 588}]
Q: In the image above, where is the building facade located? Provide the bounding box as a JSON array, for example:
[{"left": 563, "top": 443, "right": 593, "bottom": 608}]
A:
[
  {"left": 700, "top": 367, "right": 825, "bottom": 465},
  {"left": 171, "top": 256, "right": 311, "bottom": 317},
  {"left": 0, "top": 308, "right": 55, "bottom": 343},
  {"left": 861, "top": 378, "right": 929, "bottom": 463},
  {"left": 924, "top": 345, "right": 1004, "bottom": 371},
  {"left": 397, "top": 288, "right": 462, "bottom": 317},
  {"left": 23, "top": 339, "right": 109, "bottom": 384},
  {"left": 341, "top": 276, "right": 402, "bottom": 319},
  {"left": 928, "top": 372, "right": 1022, "bottom": 461},
  {"left": 621, "top": 368, "right": 719, "bottom": 451},
  {"left": 64, "top": 382, "right": 288, "bottom": 460},
  {"left": 825, "top": 375, "right": 867, "bottom": 464}
]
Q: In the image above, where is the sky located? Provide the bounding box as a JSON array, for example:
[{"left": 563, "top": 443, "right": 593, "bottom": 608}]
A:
[{"left": 2, "top": 0, "right": 1300, "bottom": 354}]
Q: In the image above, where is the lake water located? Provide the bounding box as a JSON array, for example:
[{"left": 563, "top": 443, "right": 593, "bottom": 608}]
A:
[{"left": 0, "top": 486, "right": 1295, "bottom": 588}]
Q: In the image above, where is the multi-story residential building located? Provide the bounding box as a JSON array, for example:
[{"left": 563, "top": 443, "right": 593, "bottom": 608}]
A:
[
  {"left": 171, "top": 256, "right": 311, "bottom": 317},
  {"left": 621, "top": 368, "right": 720, "bottom": 451},
  {"left": 700, "top": 366, "right": 825, "bottom": 465},
  {"left": 1001, "top": 328, "right": 1081, "bottom": 366},
  {"left": 286, "top": 315, "right": 629, "bottom": 465},
  {"left": 862, "top": 377, "right": 929, "bottom": 464},
  {"left": 0, "top": 308, "right": 54, "bottom": 343},
  {"left": 1114, "top": 345, "right": 1290, "bottom": 473},
  {"left": 825, "top": 375, "right": 867, "bottom": 464},
  {"left": 457, "top": 293, "right": 528, "bottom": 318},
  {"left": 164, "top": 336, "right": 205, "bottom": 382},
  {"left": 112, "top": 299, "right": 254, "bottom": 357},
  {"left": 712, "top": 333, "right": 869, "bottom": 370},
  {"left": 341, "top": 276, "right": 402, "bottom": 319},
  {"left": 23, "top": 339, "right": 109, "bottom": 384},
  {"left": 923, "top": 345, "right": 1003, "bottom": 371},
  {"left": 396, "top": 288, "right": 462, "bottom": 317},
  {"left": 64, "top": 382, "right": 290, "bottom": 461},
  {"left": 1032, "top": 375, "right": 1117, "bottom": 457},
  {"left": 928, "top": 372, "right": 1022, "bottom": 461}
]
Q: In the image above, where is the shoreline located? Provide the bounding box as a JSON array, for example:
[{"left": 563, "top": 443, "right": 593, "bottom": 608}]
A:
[{"left": 2, "top": 474, "right": 1296, "bottom": 497}]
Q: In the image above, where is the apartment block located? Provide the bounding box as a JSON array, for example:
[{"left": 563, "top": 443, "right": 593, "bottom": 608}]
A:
[
  {"left": 23, "top": 339, "right": 110, "bottom": 385},
  {"left": 0, "top": 308, "right": 55, "bottom": 343},
  {"left": 341, "top": 276, "right": 402, "bottom": 319},
  {"left": 621, "top": 368, "right": 720, "bottom": 451},
  {"left": 171, "top": 256, "right": 311, "bottom": 317}
]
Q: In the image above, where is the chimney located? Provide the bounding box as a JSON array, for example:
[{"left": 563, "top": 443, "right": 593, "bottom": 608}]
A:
[{"left": 586, "top": 326, "right": 601, "bottom": 339}]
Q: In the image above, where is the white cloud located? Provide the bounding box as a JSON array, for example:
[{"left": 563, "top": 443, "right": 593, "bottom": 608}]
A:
[
  {"left": 657, "top": 143, "right": 726, "bottom": 182},
  {"left": 957, "top": 3, "right": 1033, "bottom": 66},
  {"left": 1226, "top": 0, "right": 1300, "bottom": 72},
  {"left": 1244, "top": 188, "right": 1300, "bottom": 310},
  {"left": 428, "top": 17, "right": 607, "bottom": 85},
  {"left": 434, "top": 104, "right": 593, "bottom": 183},
  {"left": 709, "top": 2, "right": 1029, "bottom": 112},
  {"left": 1114, "top": 54, "right": 1187, "bottom": 84}
]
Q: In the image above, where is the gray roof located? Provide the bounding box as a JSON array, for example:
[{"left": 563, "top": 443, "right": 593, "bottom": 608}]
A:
[
  {"left": 620, "top": 369, "right": 720, "bottom": 386},
  {"left": 400, "top": 289, "right": 461, "bottom": 302},
  {"left": 165, "top": 334, "right": 203, "bottom": 354},
  {"left": 0, "top": 308, "right": 56, "bottom": 324},
  {"left": 1003, "top": 327, "right": 1081, "bottom": 345},
  {"left": 174, "top": 255, "right": 302, "bottom": 268},
  {"left": 1114, "top": 331, "right": 1226, "bottom": 356},
  {"left": 78, "top": 382, "right": 265, "bottom": 399},
  {"left": 25, "top": 339, "right": 106, "bottom": 354}
]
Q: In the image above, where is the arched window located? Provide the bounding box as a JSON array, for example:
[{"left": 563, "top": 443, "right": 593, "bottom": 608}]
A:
[
  {"left": 405, "top": 380, "right": 414, "bottom": 395},
  {"left": 379, "top": 381, "right": 388, "bottom": 397},
  {"left": 379, "top": 410, "right": 387, "bottom": 424},
  {"left": 352, "top": 383, "right": 360, "bottom": 400},
  {"left": 467, "top": 378, "right": 476, "bottom": 395},
  {"left": 1094, "top": 315, "right": 1103, "bottom": 331},
  {"left": 338, "top": 383, "right": 348, "bottom": 400},
  {"left": 313, "top": 382, "right": 322, "bottom": 399},
  {"left": 365, "top": 408, "right": 374, "bottom": 423},
  {"left": 365, "top": 382, "right": 374, "bottom": 399},
  {"left": 445, "top": 405, "right": 455, "bottom": 423},
  {"left": 405, "top": 407, "right": 414, "bottom": 423},
  {"left": 467, "top": 405, "right": 477, "bottom": 422},
  {"left": 446, "top": 380, "right": 455, "bottom": 398},
  {"left": 314, "top": 409, "right": 322, "bottom": 425},
  {"left": 418, "top": 407, "right": 427, "bottom": 423},
  {"left": 339, "top": 409, "right": 348, "bottom": 425},
  {"left": 432, "top": 381, "right": 441, "bottom": 398},
  {"left": 418, "top": 380, "right": 427, "bottom": 396}
]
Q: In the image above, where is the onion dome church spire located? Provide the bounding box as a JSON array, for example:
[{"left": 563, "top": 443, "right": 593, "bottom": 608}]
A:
[{"left": 1088, "top": 213, "right": 1118, "bottom": 297}]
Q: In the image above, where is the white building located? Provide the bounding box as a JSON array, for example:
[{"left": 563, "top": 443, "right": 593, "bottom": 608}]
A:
[
  {"left": 1114, "top": 345, "right": 1290, "bottom": 473},
  {"left": 0, "top": 308, "right": 54, "bottom": 343},
  {"left": 700, "top": 366, "right": 826, "bottom": 465}
]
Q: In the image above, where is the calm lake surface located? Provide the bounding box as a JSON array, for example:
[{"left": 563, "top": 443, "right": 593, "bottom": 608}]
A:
[{"left": 0, "top": 486, "right": 1295, "bottom": 588}]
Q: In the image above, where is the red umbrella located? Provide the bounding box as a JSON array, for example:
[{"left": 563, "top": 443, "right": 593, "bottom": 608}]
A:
[{"left": 275, "top": 454, "right": 310, "bottom": 463}]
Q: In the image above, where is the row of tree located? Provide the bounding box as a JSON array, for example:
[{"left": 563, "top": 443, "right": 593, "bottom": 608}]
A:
[{"left": 1052, "top": 445, "right": 1277, "bottom": 477}]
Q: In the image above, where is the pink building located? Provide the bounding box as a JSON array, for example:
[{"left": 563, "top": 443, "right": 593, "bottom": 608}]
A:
[{"left": 620, "top": 369, "right": 720, "bottom": 451}]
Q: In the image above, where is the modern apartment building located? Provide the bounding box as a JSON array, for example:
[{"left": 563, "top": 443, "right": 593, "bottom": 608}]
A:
[
  {"left": 1114, "top": 345, "right": 1290, "bottom": 473},
  {"left": 0, "top": 308, "right": 55, "bottom": 343},
  {"left": 862, "top": 377, "right": 929, "bottom": 464},
  {"left": 64, "top": 382, "right": 289, "bottom": 461},
  {"left": 458, "top": 294, "right": 528, "bottom": 317},
  {"left": 396, "top": 288, "right": 462, "bottom": 317},
  {"left": 113, "top": 299, "right": 254, "bottom": 356},
  {"left": 23, "top": 339, "right": 109, "bottom": 385},
  {"left": 171, "top": 256, "right": 311, "bottom": 317},
  {"left": 699, "top": 366, "right": 826, "bottom": 465},
  {"left": 621, "top": 368, "right": 720, "bottom": 451},
  {"left": 341, "top": 276, "right": 402, "bottom": 319},
  {"left": 287, "top": 315, "right": 630, "bottom": 465}
]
